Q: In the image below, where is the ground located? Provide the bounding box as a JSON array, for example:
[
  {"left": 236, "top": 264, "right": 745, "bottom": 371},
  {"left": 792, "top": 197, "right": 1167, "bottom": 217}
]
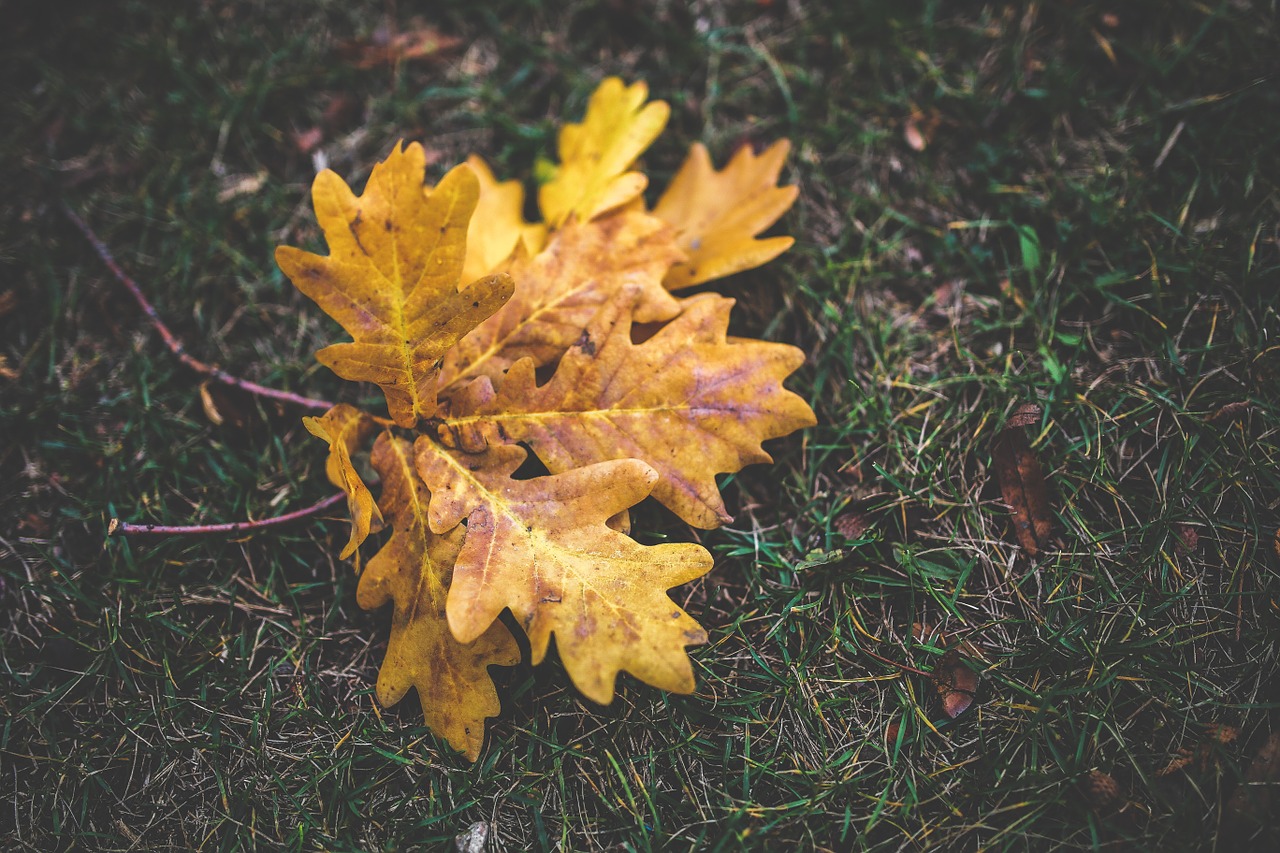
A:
[{"left": 2, "top": 0, "right": 1279, "bottom": 850}]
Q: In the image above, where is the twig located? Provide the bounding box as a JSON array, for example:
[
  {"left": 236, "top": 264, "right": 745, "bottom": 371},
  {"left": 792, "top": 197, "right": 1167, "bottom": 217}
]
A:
[
  {"left": 109, "top": 492, "right": 346, "bottom": 537},
  {"left": 60, "top": 201, "right": 333, "bottom": 412}
]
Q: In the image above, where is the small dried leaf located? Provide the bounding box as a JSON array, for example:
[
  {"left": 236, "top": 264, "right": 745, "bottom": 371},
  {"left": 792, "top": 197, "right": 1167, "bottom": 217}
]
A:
[
  {"left": 903, "top": 119, "right": 926, "bottom": 151},
  {"left": 1158, "top": 723, "right": 1241, "bottom": 776},
  {"left": 291, "top": 127, "right": 324, "bottom": 156},
  {"left": 933, "top": 649, "right": 978, "bottom": 718},
  {"left": 338, "top": 20, "right": 462, "bottom": 69},
  {"left": 1208, "top": 400, "right": 1250, "bottom": 423},
  {"left": 198, "top": 381, "right": 256, "bottom": 430},
  {"left": 303, "top": 404, "right": 382, "bottom": 559},
  {"left": 1005, "top": 402, "right": 1042, "bottom": 429},
  {"left": 1156, "top": 749, "right": 1195, "bottom": 777},
  {"left": 903, "top": 108, "right": 941, "bottom": 151},
  {"left": 216, "top": 170, "right": 268, "bottom": 202},
  {"left": 539, "top": 77, "right": 670, "bottom": 227},
  {"left": 993, "top": 404, "right": 1053, "bottom": 555},
  {"left": 199, "top": 382, "right": 224, "bottom": 426}
]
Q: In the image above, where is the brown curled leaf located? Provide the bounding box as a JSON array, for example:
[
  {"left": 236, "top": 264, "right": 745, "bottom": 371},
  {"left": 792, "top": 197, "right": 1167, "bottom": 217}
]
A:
[
  {"left": 933, "top": 648, "right": 978, "bottom": 718},
  {"left": 993, "top": 403, "right": 1053, "bottom": 556}
]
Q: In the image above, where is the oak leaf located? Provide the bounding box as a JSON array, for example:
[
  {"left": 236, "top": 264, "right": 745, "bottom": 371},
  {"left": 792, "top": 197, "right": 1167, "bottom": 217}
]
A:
[
  {"left": 415, "top": 439, "right": 713, "bottom": 705},
  {"left": 444, "top": 290, "right": 816, "bottom": 528},
  {"left": 653, "top": 140, "right": 799, "bottom": 290},
  {"left": 302, "top": 404, "right": 381, "bottom": 559},
  {"left": 539, "top": 78, "right": 670, "bottom": 228},
  {"left": 276, "top": 142, "right": 514, "bottom": 427},
  {"left": 439, "top": 210, "right": 683, "bottom": 389},
  {"left": 276, "top": 79, "right": 813, "bottom": 758},
  {"left": 458, "top": 154, "right": 546, "bottom": 284},
  {"left": 355, "top": 434, "right": 519, "bottom": 760}
]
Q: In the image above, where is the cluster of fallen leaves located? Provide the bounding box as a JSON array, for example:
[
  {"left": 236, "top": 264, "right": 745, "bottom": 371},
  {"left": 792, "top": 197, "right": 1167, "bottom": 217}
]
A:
[{"left": 276, "top": 79, "right": 814, "bottom": 759}]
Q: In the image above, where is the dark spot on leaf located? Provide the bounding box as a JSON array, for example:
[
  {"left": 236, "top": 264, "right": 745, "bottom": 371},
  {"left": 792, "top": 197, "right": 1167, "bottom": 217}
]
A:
[
  {"left": 347, "top": 213, "right": 370, "bottom": 256},
  {"left": 575, "top": 329, "right": 596, "bottom": 356},
  {"left": 472, "top": 301, "right": 480, "bottom": 308}
]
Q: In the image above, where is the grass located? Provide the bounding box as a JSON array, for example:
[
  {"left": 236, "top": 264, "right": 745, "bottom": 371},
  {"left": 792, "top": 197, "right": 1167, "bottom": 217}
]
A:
[{"left": 3, "top": 0, "right": 1279, "bottom": 849}]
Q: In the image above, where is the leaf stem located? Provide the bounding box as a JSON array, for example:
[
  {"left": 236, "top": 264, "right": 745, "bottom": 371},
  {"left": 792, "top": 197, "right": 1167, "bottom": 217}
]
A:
[
  {"left": 60, "top": 201, "right": 333, "bottom": 412},
  {"left": 109, "top": 492, "right": 346, "bottom": 537}
]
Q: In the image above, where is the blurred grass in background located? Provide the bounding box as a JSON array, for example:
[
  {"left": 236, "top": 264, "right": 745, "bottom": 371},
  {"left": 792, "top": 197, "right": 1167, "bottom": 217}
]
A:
[{"left": 3, "top": 0, "right": 1279, "bottom": 849}]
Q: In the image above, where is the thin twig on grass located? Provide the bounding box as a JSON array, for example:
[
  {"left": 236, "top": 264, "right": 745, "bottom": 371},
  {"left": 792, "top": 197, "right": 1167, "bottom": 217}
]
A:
[
  {"left": 60, "top": 201, "right": 333, "bottom": 412},
  {"left": 61, "top": 202, "right": 348, "bottom": 538},
  {"left": 109, "top": 492, "right": 346, "bottom": 537}
]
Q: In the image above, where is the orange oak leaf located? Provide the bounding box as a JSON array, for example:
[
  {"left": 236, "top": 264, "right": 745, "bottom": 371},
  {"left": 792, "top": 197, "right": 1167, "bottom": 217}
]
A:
[
  {"left": 414, "top": 439, "right": 713, "bottom": 705},
  {"left": 355, "top": 434, "right": 519, "bottom": 761},
  {"left": 539, "top": 78, "right": 670, "bottom": 228},
  {"left": 444, "top": 291, "right": 816, "bottom": 528},
  {"left": 458, "top": 154, "right": 546, "bottom": 284},
  {"left": 439, "top": 210, "right": 683, "bottom": 389},
  {"left": 302, "top": 404, "right": 382, "bottom": 559},
  {"left": 276, "top": 142, "right": 514, "bottom": 427},
  {"left": 653, "top": 140, "right": 799, "bottom": 290}
]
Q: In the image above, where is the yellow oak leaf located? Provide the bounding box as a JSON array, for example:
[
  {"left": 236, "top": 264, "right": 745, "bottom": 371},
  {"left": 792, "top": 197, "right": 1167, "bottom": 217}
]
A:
[
  {"left": 459, "top": 154, "right": 546, "bottom": 284},
  {"left": 439, "top": 210, "right": 683, "bottom": 389},
  {"left": 355, "top": 434, "right": 520, "bottom": 761},
  {"left": 276, "top": 142, "right": 514, "bottom": 427},
  {"left": 539, "top": 78, "right": 670, "bottom": 228},
  {"left": 302, "top": 404, "right": 382, "bottom": 559},
  {"left": 653, "top": 140, "right": 799, "bottom": 290},
  {"left": 414, "top": 439, "right": 713, "bottom": 705},
  {"left": 443, "top": 291, "right": 816, "bottom": 529}
]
